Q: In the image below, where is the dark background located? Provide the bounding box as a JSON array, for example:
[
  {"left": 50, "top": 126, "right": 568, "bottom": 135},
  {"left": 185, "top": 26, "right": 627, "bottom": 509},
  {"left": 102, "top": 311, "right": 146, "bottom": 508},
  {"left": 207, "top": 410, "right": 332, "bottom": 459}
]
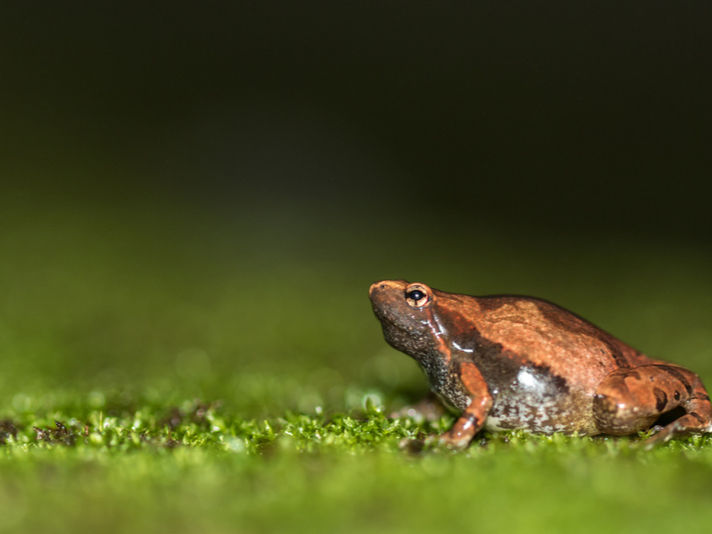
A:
[
  {"left": 3, "top": 1, "right": 711, "bottom": 240},
  {"left": 1, "top": 2, "right": 712, "bottom": 398}
]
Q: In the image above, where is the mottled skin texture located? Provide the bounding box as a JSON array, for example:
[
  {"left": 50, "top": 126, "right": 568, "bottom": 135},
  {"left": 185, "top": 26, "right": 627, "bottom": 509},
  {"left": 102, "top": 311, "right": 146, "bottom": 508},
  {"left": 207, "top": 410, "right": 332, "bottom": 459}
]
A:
[{"left": 369, "top": 280, "right": 712, "bottom": 449}]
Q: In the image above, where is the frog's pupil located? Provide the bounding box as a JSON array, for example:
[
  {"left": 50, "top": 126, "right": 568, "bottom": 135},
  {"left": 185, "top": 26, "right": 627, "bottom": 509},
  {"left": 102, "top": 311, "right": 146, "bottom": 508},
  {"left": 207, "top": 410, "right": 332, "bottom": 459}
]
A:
[{"left": 407, "top": 290, "right": 425, "bottom": 302}]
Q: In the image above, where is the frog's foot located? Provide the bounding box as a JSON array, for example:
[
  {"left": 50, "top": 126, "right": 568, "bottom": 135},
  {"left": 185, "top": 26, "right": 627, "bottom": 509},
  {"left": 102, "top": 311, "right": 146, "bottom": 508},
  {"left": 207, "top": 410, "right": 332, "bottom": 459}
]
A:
[
  {"left": 437, "top": 405, "right": 491, "bottom": 450},
  {"left": 594, "top": 364, "right": 712, "bottom": 447},
  {"left": 402, "top": 431, "right": 479, "bottom": 451},
  {"left": 642, "top": 413, "right": 711, "bottom": 449},
  {"left": 437, "top": 429, "right": 473, "bottom": 450},
  {"left": 390, "top": 392, "right": 448, "bottom": 423}
]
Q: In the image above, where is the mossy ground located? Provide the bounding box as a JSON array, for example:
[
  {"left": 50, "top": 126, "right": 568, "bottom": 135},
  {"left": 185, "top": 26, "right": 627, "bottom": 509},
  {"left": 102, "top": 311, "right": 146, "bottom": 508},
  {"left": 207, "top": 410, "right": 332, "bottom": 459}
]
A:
[{"left": 2, "top": 194, "right": 712, "bottom": 533}]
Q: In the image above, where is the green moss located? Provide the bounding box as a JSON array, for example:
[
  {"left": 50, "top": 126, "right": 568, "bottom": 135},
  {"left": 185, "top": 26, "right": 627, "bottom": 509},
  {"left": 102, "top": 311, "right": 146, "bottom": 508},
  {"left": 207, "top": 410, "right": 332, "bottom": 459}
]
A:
[{"left": 2, "top": 389, "right": 712, "bottom": 534}]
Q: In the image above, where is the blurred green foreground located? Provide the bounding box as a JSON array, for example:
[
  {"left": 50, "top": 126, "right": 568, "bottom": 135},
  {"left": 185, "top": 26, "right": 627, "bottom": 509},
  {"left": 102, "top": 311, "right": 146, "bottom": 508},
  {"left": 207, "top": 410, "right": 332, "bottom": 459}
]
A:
[{"left": 1, "top": 188, "right": 712, "bottom": 534}]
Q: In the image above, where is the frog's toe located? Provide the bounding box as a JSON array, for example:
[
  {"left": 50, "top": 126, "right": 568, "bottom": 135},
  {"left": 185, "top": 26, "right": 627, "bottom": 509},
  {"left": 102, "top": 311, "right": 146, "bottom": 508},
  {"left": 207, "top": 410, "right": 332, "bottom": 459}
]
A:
[
  {"left": 437, "top": 433, "right": 471, "bottom": 450},
  {"left": 642, "top": 430, "right": 674, "bottom": 450},
  {"left": 398, "top": 436, "right": 426, "bottom": 453}
]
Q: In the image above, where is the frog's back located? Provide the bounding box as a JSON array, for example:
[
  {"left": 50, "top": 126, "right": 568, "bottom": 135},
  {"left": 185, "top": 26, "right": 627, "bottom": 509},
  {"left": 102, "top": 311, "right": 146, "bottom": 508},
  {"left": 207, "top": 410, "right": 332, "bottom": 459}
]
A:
[{"left": 471, "top": 294, "right": 651, "bottom": 374}]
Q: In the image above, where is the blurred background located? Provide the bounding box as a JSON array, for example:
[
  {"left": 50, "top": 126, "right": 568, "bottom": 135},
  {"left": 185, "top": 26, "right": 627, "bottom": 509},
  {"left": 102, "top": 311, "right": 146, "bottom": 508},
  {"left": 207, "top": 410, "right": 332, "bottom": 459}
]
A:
[{"left": 1, "top": 2, "right": 711, "bottom": 415}]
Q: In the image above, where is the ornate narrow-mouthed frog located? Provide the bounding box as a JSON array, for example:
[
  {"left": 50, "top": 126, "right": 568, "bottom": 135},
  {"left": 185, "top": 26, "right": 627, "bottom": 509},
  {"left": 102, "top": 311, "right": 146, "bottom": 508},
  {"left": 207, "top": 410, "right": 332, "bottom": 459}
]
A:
[{"left": 369, "top": 280, "right": 712, "bottom": 448}]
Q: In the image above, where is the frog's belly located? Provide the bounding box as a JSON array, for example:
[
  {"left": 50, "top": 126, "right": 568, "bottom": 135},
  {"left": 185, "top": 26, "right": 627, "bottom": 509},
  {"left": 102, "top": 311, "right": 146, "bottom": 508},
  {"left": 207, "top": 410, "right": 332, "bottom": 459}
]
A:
[{"left": 484, "top": 388, "right": 599, "bottom": 435}]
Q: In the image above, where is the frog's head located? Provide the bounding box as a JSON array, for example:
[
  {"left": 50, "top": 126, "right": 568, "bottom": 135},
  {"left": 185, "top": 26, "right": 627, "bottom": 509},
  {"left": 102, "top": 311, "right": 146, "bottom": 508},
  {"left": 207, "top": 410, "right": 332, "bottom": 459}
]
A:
[{"left": 369, "top": 280, "right": 447, "bottom": 362}]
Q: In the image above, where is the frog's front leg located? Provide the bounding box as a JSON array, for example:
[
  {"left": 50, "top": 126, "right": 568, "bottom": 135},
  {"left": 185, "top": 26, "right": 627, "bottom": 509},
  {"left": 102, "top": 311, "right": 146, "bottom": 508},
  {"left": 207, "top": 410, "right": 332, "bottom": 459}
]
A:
[
  {"left": 438, "top": 362, "right": 493, "bottom": 449},
  {"left": 594, "top": 364, "right": 712, "bottom": 446}
]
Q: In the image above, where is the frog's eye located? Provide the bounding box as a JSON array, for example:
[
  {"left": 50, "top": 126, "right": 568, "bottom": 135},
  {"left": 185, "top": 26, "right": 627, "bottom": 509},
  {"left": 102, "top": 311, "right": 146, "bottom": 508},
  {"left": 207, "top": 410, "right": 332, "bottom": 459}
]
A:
[{"left": 405, "top": 285, "right": 431, "bottom": 308}]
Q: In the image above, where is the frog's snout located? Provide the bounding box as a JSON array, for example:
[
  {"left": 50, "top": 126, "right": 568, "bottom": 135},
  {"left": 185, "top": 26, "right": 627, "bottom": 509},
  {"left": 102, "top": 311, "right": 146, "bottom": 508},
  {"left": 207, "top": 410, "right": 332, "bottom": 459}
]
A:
[{"left": 369, "top": 279, "right": 408, "bottom": 300}]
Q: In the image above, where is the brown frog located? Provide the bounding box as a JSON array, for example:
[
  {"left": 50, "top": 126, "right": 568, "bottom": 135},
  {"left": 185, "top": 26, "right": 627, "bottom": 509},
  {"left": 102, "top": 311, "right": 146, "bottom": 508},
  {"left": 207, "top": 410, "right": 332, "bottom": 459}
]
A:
[{"left": 369, "top": 280, "right": 712, "bottom": 448}]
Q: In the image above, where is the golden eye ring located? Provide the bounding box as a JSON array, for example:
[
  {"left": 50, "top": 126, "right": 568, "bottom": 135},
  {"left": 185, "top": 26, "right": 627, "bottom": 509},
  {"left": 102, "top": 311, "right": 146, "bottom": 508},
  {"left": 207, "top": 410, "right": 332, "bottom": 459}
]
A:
[{"left": 405, "top": 284, "right": 431, "bottom": 308}]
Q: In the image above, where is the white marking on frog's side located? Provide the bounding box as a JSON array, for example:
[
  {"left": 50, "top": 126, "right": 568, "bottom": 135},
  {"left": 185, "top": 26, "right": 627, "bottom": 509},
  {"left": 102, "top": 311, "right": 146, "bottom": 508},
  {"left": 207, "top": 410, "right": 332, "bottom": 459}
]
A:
[
  {"left": 452, "top": 341, "right": 474, "bottom": 353},
  {"left": 487, "top": 389, "right": 569, "bottom": 432},
  {"left": 431, "top": 314, "right": 447, "bottom": 337},
  {"left": 485, "top": 415, "right": 506, "bottom": 431}
]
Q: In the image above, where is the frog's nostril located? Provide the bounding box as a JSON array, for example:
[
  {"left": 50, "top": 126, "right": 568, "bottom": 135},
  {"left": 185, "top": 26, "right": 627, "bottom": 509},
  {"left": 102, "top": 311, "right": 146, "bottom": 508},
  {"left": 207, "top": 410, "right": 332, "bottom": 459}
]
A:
[{"left": 369, "top": 281, "right": 385, "bottom": 297}]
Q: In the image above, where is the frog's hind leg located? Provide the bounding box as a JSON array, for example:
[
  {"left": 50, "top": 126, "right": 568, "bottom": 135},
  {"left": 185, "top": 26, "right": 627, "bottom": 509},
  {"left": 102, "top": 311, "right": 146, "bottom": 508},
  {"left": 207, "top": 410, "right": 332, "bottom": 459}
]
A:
[{"left": 593, "top": 364, "right": 712, "bottom": 447}]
